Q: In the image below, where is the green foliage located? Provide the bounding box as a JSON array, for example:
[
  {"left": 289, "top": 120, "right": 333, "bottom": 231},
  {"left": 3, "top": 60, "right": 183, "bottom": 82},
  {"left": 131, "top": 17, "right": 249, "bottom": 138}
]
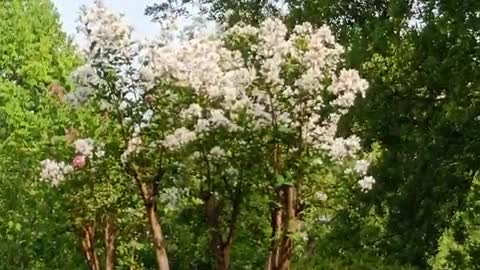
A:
[
  {"left": 145, "top": 0, "right": 281, "bottom": 26},
  {"left": 0, "top": 0, "right": 79, "bottom": 89},
  {"left": 293, "top": 251, "right": 417, "bottom": 270},
  {"left": 430, "top": 172, "right": 480, "bottom": 270},
  {"left": 0, "top": 81, "right": 85, "bottom": 269},
  {"left": 0, "top": 1, "right": 84, "bottom": 269}
]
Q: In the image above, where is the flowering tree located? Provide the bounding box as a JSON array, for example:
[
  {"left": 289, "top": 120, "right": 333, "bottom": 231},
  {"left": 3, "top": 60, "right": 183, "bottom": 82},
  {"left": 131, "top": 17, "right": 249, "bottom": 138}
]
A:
[
  {"left": 40, "top": 130, "right": 119, "bottom": 270},
  {"left": 74, "top": 1, "right": 374, "bottom": 269},
  {"left": 38, "top": 95, "right": 145, "bottom": 270},
  {"left": 219, "top": 20, "right": 374, "bottom": 270},
  {"left": 75, "top": 2, "right": 181, "bottom": 269},
  {"left": 41, "top": 135, "right": 104, "bottom": 267},
  {"left": 156, "top": 19, "right": 375, "bottom": 269}
]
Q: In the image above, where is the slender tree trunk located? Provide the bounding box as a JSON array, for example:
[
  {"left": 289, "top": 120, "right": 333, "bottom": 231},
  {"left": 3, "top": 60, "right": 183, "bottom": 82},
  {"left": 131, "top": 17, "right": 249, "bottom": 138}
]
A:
[
  {"left": 267, "top": 191, "right": 283, "bottom": 270},
  {"left": 81, "top": 231, "right": 95, "bottom": 270},
  {"left": 277, "top": 186, "right": 296, "bottom": 270},
  {"left": 129, "top": 166, "right": 170, "bottom": 270},
  {"left": 203, "top": 191, "right": 238, "bottom": 270},
  {"left": 140, "top": 183, "right": 170, "bottom": 270},
  {"left": 267, "top": 186, "right": 297, "bottom": 270},
  {"left": 215, "top": 187, "right": 241, "bottom": 270},
  {"left": 81, "top": 224, "right": 101, "bottom": 270},
  {"left": 214, "top": 241, "right": 233, "bottom": 270},
  {"left": 146, "top": 202, "right": 170, "bottom": 270},
  {"left": 204, "top": 192, "right": 223, "bottom": 270},
  {"left": 104, "top": 217, "right": 116, "bottom": 270}
]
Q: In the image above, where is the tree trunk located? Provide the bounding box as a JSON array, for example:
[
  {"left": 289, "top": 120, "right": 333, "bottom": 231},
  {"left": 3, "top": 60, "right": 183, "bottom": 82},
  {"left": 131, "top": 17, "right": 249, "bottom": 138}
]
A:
[
  {"left": 140, "top": 183, "right": 170, "bottom": 270},
  {"left": 203, "top": 191, "right": 237, "bottom": 270},
  {"left": 267, "top": 191, "right": 282, "bottom": 270},
  {"left": 81, "top": 224, "right": 101, "bottom": 270},
  {"left": 278, "top": 186, "right": 296, "bottom": 270},
  {"left": 267, "top": 186, "right": 297, "bottom": 270},
  {"left": 215, "top": 241, "right": 233, "bottom": 270},
  {"left": 129, "top": 167, "right": 170, "bottom": 270},
  {"left": 146, "top": 202, "right": 170, "bottom": 270},
  {"left": 104, "top": 217, "right": 116, "bottom": 270}
]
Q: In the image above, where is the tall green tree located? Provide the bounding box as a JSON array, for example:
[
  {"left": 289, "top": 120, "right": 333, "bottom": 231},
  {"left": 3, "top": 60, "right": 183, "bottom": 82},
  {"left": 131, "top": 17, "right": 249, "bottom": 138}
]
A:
[
  {"left": 0, "top": 0, "right": 78, "bottom": 89},
  {"left": 0, "top": 0, "right": 81, "bottom": 269}
]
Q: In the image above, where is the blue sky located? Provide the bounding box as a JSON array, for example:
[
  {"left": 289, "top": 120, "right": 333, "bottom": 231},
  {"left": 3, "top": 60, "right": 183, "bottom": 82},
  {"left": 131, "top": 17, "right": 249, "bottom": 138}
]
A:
[{"left": 52, "top": 0, "right": 161, "bottom": 39}]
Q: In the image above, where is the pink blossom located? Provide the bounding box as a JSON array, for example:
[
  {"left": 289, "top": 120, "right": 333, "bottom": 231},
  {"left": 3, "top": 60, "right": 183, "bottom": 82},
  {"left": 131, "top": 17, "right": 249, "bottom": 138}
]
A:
[{"left": 72, "top": 155, "right": 87, "bottom": 169}]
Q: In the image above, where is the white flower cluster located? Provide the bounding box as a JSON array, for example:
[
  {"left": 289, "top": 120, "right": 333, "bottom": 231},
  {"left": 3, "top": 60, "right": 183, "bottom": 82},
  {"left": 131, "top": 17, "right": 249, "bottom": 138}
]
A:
[
  {"left": 64, "top": 87, "right": 93, "bottom": 106},
  {"left": 209, "top": 146, "right": 226, "bottom": 159},
  {"left": 77, "top": 0, "right": 144, "bottom": 109},
  {"left": 77, "top": 0, "right": 132, "bottom": 55},
  {"left": 358, "top": 176, "right": 376, "bottom": 192},
  {"left": 40, "top": 137, "right": 107, "bottom": 186},
  {"left": 40, "top": 159, "right": 73, "bottom": 186},
  {"left": 76, "top": 3, "right": 374, "bottom": 192},
  {"left": 74, "top": 138, "right": 94, "bottom": 157},
  {"left": 162, "top": 127, "right": 197, "bottom": 150},
  {"left": 74, "top": 138, "right": 105, "bottom": 159},
  {"left": 158, "top": 187, "right": 189, "bottom": 211},
  {"left": 65, "top": 66, "right": 97, "bottom": 106},
  {"left": 121, "top": 137, "right": 143, "bottom": 164},
  {"left": 330, "top": 69, "right": 369, "bottom": 112},
  {"left": 354, "top": 159, "right": 370, "bottom": 175},
  {"left": 321, "top": 136, "right": 363, "bottom": 161},
  {"left": 354, "top": 159, "right": 376, "bottom": 192}
]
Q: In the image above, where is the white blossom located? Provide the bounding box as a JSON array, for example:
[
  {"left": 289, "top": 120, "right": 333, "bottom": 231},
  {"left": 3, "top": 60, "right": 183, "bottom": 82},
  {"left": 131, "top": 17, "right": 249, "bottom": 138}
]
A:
[
  {"left": 257, "top": 18, "right": 289, "bottom": 58},
  {"left": 95, "top": 145, "right": 106, "bottom": 158},
  {"left": 40, "top": 159, "right": 73, "bottom": 186},
  {"left": 225, "top": 22, "right": 259, "bottom": 37},
  {"left": 77, "top": 0, "right": 132, "bottom": 55},
  {"left": 209, "top": 146, "right": 226, "bottom": 158},
  {"left": 358, "top": 176, "right": 375, "bottom": 192},
  {"left": 261, "top": 55, "right": 284, "bottom": 85},
  {"left": 181, "top": 103, "right": 203, "bottom": 118},
  {"left": 121, "top": 137, "right": 143, "bottom": 164},
  {"left": 163, "top": 127, "right": 197, "bottom": 150},
  {"left": 329, "top": 69, "right": 369, "bottom": 98},
  {"left": 191, "top": 151, "right": 202, "bottom": 159},
  {"left": 158, "top": 187, "right": 186, "bottom": 210},
  {"left": 324, "top": 136, "right": 362, "bottom": 160},
  {"left": 354, "top": 159, "right": 371, "bottom": 176},
  {"left": 292, "top": 22, "right": 313, "bottom": 36},
  {"left": 64, "top": 86, "right": 93, "bottom": 106},
  {"left": 225, "top": 167, "right": 239, "bottom": 176},
  {"left": 70, "top": 65, "right": 99, "bottom": 87},
  {"left": 294, "top": 69, "right": 322, "bottom": 91},
  {"left": 196, "top": 119, "right": 211, "bottom": 133},
  {"left": 210, "top": 109, "right": 231, "bottom": 128},
  {"left": 74, "top": 138, "right": 95, "bottom": 158},
  {"left": 304, "top": 25, "right": 344, "bottom": 73}
]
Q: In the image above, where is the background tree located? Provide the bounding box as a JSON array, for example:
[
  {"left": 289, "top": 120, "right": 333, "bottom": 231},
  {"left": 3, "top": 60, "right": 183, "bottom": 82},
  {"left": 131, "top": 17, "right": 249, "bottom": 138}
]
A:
[
  {"left": 0, "top": 0, "right": 78, "bottom": 89},
  {"left": 0, "top": 81, "right": 85, "bottom": 269},
  {"left": 0, "top": 0, "right": 81, "bottom": 268}
]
